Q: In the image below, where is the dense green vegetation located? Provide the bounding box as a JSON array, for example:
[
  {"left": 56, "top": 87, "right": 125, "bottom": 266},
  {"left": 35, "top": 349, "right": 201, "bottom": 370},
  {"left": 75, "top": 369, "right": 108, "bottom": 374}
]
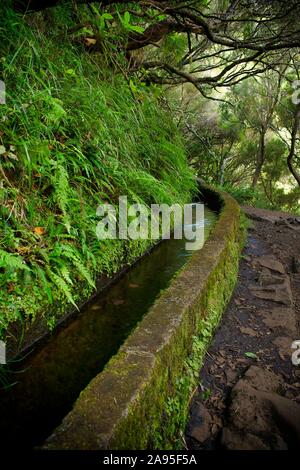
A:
[
  {"left": 0, "top": 4, "right": 196, "bottom": 337},
  {"left": 1, "top": 0, "right": 300, "bottom": 342},
  {"left": 178, "top": 74, "right": 300, "bottom": 213}
]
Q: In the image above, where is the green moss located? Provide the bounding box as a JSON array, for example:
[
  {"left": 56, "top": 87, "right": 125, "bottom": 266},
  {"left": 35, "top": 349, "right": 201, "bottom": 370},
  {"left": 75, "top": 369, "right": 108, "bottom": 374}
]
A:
[
  {"left": 107, "top": 191, "right": 246, "bottom": 450},
  {"left": 43, "top": 188, "right": 244, "bottom": 451}
]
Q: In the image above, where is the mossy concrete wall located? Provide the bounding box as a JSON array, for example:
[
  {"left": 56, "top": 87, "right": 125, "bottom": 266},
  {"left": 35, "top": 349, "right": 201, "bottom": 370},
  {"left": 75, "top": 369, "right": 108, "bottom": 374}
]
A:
[{"left": 43, "top": 186, "right": 244, "bottom": 450}]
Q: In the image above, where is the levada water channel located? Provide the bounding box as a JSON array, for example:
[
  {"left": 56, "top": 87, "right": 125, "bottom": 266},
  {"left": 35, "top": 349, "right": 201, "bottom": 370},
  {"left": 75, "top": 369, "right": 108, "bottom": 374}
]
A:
[{"left": 0, "top": 203, "right": 218, "bottom": 449}]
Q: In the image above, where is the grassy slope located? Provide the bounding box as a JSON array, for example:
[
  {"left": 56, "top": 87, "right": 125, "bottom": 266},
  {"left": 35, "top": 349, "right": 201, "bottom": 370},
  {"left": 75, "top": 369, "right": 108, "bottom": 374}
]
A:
[{"left": 0, "top": 3, "right": 196, "bottom": 338}]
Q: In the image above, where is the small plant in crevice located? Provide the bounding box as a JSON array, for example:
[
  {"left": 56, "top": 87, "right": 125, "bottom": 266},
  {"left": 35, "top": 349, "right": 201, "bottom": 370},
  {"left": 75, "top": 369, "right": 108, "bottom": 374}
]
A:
[{"left": 200, "top": 387, "right": 212, "bottom": 401}]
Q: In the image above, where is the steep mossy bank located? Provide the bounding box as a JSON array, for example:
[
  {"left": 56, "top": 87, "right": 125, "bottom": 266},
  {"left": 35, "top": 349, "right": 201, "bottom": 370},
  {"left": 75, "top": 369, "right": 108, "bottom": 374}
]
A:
[{"left": 0, "top": 3, "right": 196, "bottom": 341}]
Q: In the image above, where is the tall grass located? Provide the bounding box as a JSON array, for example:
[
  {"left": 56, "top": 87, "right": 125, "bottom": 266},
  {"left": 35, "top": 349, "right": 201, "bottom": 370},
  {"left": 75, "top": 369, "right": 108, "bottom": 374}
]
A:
[{"left": 0, "top": 2, "right": 196, "bottom": 337}]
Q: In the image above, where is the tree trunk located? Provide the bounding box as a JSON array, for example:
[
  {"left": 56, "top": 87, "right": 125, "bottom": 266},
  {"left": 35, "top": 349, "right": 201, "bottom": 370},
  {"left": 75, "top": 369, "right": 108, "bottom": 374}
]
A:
[
  {"left": 287, "top": 103, "right": 300, "bottom": 187},
  {"left": 252, "top": 126, "right": 266, "bottom": 188}
]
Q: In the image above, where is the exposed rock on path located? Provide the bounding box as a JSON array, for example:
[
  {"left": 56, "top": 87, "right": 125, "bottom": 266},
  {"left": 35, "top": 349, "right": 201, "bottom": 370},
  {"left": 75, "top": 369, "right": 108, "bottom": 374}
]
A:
[{"left": 185, "top": 206, "right": 300, "bottom": 450}]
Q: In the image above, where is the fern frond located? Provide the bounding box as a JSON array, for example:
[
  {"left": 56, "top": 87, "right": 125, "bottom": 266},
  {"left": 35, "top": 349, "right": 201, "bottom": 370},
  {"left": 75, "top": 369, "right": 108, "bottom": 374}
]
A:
[
  {"left": 59, "top": 244, "right": 95, "bottom": 288},
  {"left": 35, "top": 266, "right": 53, "bottom": 303},
  {"left": 72, "top": 258, "right": 95, "bottom": 288},
  {"left": 52, "top": 163, "right": 72, "bottom": 233},
  {"left": 60, "top": 265, "right": 73, "bottom": 286},
  {"left": 47, "top": 269, "right": 78, "bottom": 309},
  {"left": 0, "top": 249, "right": 29, "bottom": 272}
]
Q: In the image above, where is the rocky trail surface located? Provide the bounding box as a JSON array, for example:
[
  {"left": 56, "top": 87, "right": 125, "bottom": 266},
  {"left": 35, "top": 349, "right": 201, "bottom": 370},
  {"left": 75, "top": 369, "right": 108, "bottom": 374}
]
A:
[{"left": 185, "top": 206, "right": 300, "bottom": 450}]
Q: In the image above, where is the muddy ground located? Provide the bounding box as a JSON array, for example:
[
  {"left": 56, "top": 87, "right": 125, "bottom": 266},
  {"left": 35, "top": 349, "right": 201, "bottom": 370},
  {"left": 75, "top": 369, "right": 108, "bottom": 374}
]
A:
[{"left": 185, "top": 206, "right": 300, "bottom": 450}]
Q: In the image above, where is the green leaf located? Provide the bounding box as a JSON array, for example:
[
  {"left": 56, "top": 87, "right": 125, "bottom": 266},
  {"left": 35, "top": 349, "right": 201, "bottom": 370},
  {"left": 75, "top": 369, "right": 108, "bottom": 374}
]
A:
[
  {"left": 65, "top": 68, "right": 76, "bottom": 77},
  {"left": 102, "top": 13, "right": 113, "bottom": 20},
  {"left": 120, "top": 11, "right": 144, "bottom": 34},
  {"left": 127, "top": 24, "right": 145, "bottom": 34},
  {"left": 124, "top": 11, "right": 130, "bottom": 25},
  {"left": 99, "top": 12, "right": 113, "bottom": 30},
  {"left": 245, "top": 352, "right": 258, "bottom": 359}
]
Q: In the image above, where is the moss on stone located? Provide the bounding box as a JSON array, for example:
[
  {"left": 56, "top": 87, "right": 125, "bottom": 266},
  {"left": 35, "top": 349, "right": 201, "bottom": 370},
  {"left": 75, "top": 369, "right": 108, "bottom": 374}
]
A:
[{"left": 43, "top": 185, "right": 246, "bottom": 450}]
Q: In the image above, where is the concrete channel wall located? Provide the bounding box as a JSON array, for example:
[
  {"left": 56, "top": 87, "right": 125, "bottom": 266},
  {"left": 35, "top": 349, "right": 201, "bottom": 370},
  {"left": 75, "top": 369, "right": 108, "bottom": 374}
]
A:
[{"left": 43, "top": 186, "right": 244, "bottom": 450}]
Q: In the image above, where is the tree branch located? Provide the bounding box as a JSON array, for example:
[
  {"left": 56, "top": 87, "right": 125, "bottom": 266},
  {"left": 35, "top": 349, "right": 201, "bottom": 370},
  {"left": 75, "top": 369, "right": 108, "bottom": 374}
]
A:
[{"left": 287, "top": 103, "right": 300, "bottom": 187}]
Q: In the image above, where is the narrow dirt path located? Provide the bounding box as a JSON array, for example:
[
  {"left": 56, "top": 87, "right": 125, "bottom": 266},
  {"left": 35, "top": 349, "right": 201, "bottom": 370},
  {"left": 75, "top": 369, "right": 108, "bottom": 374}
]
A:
[{"left": 185, "top": 206, "right": 300, "bottom": 450}]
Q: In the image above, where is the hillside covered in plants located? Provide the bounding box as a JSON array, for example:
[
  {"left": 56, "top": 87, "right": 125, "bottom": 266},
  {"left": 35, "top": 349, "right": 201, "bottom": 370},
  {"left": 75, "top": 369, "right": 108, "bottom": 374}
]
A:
[
  {"left": 0, "top": 3, "right": 196, "bottom": 338},
  {"left": 1, "top": 0, "right": 300, "bottom": 343}
]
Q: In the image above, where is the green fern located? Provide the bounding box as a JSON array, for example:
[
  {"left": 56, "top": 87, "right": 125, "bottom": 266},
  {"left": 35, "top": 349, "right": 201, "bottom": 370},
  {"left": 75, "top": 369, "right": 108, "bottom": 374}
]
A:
[
  {"left": 57, "top": 244, "right": 96, "bottom": 288},
  {"left": 71, "top": 257, "right": 95, "bottom": 288},
  {"left": 60, "top": 264, "right": 73, "bottom": 286},
  {"left": 0, "top": 249, "right": 29, "bottom": 272},
  {"left": 0, "top": 3, "right": 196, "bottom": 339},
  {"left": 51, "top": 162, "right": 72, "bottom": 233},
  {"left": 35, "top": 266, "right": 53, "bottom": 304},
  {"left": 47, "top": 269, "right": 78, "bottom": 309}
]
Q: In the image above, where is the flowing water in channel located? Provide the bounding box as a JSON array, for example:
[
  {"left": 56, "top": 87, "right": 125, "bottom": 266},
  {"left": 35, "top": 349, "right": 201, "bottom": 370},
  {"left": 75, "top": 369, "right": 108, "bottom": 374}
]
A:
[{"left": 0, "top": 205, "right": 217, "bottom": 449}]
